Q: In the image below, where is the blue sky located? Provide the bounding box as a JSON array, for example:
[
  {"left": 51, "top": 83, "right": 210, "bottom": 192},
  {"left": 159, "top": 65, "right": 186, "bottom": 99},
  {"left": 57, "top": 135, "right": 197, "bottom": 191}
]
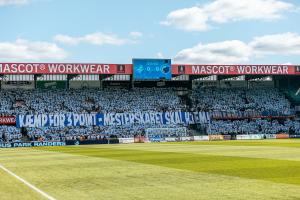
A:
[{"left": 0, "top": 0, "right": 300, "bottom": 64}]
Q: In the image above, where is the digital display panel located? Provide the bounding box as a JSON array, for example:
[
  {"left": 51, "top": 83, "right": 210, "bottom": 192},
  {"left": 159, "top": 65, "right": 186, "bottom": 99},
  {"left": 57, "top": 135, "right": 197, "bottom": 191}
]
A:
[{"left": 133, "top": 59, "right": 171, "bottom": 80}]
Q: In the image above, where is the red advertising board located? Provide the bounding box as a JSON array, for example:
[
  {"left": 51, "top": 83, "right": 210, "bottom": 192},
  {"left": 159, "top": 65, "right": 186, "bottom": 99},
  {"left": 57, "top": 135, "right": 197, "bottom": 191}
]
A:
[
  {"left": 0, "top": 63, "right": 132, "bottom": 75},
  {"left": 172, "top": 65, "right": 297, "bottom": 75},
  {"left": 0, "top": 63, "right": 299, "bottom": 75},
  {"left": 0, "top": 116, "right": 16, "bottom": 125}
]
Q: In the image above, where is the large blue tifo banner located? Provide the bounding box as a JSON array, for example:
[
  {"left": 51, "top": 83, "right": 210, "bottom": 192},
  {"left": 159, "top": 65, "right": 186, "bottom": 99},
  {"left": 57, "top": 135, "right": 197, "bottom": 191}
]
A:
[{"left": 16, "top": 112, "right": 210, "bottom": 128}]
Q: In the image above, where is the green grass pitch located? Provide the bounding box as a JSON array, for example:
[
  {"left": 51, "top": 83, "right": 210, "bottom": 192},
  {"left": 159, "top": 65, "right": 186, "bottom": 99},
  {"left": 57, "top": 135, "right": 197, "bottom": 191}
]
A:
[{"left": 1, "top": 139, "right": 300, "bottom": 199}]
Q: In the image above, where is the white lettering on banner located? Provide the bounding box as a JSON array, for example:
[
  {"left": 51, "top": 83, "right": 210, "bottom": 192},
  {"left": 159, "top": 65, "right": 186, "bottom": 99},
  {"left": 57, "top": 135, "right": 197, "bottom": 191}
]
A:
[
  {"left": 169, "top": 112, "right": 175, "bottom": 124},
  {"left": 47, "top": 64, "right": 111, "bottom": 74},
  {"left": 165, "top": 112, "right": 170, "bottom": 124},
  {"left": 81, "top": 64, "right": 89, "bottom": 73},
  {"left": 191, "top": 65, "right": 290, "bottom": 75},
  {"left": 0, "top": 63, "right": 40, "bottom": 74},
  {"left": 136, "top": 113, "right": 141, "bottom": 124},
  {"left": 129, "top": 114, "right": 134, "bottom": 124},
  {"left": 198, "top": 112, "right": 210, "bottom": 123},
  {"left": 0, "top": 117, "right": 15, "bottom": 124},
  {"left": 113, "top": 112, "right": 208, "bottom": 126},
  {"left": 150, "top": 113, "right": 155, "bottom": 124},
  {"left": 156, "top": 113, "right": 163, "bottom": 124},
  {"left": 0, "top": 63, "right": 294, "bottom": 75},
  {"left": 115, "top": 113, "right": 121, "bottom": 125},
  {"left": 144, "top": 113, "right": 150, "bottom": 124},
  {"left": 0, "top": 143, "right": 12, "bottom": 148},
  {"left": 283, "top": 66, "right": 288, "bottom": 73},
  {"left": 17, "top": 112, "right": 210, "bottom": 127},
  {"left": 104, "top": 113, "right": 111, "bottom": 126},
  {"left": 34, "top": 115, "right": 42, "bottom": 127},
  {"left": 175, "top": 112, "right": 181, "bottom": 124},
  {"left": 27, "top": 115, "right": 34, "bottom": 127},
  {"left": 59, "top": 114, "right": 65, "bottom": 127},
  {"left": 0, "top": 63, "right": 112, "bottom": 74},
  {"left": 18, "top": 115, "right": 26, "bottom": 127},
  {"left": 73, "top": 114, "right": 80, "bottom": 125},
  {"left": 124, "top": 114, "right": 130, "bottom": 124},
  {"left": 49, "top": 114, "right": 54, "bottom": 127},
  {"left": 236, "top": 65, "right": 287, "bottom": 75},
  {"left": 42, "top": 114, "right": 48, "bottom": 127}
]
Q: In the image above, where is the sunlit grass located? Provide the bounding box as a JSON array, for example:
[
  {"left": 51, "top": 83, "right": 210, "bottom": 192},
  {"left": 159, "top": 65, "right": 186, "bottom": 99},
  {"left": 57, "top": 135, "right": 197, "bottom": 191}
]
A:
[{"left": 1, "top": 140, "right": 300, "bottom": 199}]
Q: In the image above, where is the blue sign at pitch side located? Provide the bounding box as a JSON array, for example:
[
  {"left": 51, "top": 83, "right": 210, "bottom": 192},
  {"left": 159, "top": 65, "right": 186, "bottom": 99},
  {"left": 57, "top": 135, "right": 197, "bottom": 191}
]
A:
[
  {"left": 0, "top": 142, "right": 66, "bottom": 148},
  {"left": 133, "top": 59, "right": 171, "bottom": 80}
]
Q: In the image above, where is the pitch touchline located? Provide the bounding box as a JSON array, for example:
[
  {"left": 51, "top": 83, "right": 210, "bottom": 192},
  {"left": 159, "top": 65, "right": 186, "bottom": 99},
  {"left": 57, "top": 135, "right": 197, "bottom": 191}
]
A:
[{"left": 0, "top": 164, "right": 56, "bottom": 200}]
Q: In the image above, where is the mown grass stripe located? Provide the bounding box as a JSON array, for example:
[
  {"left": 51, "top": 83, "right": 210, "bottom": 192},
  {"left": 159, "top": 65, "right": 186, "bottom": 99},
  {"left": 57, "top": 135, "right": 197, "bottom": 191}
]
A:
[
  {"left": 100, "top": 143, "right": 300, "bottom": 161},
  {"left": 163, "top": 139, "right": 300, "bottom": 148},
  {"left": 44, "top": 146, "right": 300, "bottom": 186}
]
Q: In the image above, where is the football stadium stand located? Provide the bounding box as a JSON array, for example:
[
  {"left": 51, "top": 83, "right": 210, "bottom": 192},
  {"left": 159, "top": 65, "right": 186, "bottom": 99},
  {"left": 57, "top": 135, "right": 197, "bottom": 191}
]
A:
[{"left": 0, "top": 61, "right": 299, "bottom": 146}]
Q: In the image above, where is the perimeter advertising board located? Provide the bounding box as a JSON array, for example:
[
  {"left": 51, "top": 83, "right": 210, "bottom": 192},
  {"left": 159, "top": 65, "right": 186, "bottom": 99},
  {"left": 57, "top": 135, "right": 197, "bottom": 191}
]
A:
[
  {"left": 172, "top": 65, "right": 297, "bottom": 75},
  {"left": 0, "top": 63, "right": 132, "bottom": 74},
  {"left": 1, "top": 63, "right": 299, "bottom": 75},
  {"left": 0, "top": 141, "right": 66, "bottom": 148},
  {"left": 0, "top": 116, "right": 16, "bottom": 125}
]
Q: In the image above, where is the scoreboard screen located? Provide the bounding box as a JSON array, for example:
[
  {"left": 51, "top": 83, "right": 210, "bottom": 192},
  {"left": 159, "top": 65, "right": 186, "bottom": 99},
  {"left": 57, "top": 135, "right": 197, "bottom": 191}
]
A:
[{"left": 133, "top": 59, "right": 171, "bottom": 80}]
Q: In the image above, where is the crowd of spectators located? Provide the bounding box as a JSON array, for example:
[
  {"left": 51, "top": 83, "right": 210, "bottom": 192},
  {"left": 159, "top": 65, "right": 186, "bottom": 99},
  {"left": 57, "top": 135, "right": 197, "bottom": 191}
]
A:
[
  {"left": 207, "top": 119, "right": 300, "bottom": 135},
  {"left": 191, "top": 87, "right": 292, "bottom": 115},
  {"left": 0, "top": 87, "right": 299, "bottom": 143},
  {"left": 0, "top": 88, "right": 186, "bottom": 115},
  {"left": 0, "top": 126, "right": 22, "bottom": 143},
  {"left": 0, "top": 88, "right": 186, "bottom": 142},
  {"left": 191, "top": 87, "right": 299, "bottom": 135}
]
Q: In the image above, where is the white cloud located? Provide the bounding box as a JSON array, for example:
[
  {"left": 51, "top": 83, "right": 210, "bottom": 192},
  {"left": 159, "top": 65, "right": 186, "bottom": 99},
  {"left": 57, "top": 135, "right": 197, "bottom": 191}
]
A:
[
  {"left": 54, "top": 32, "right": 141, "bottom": 46},
  {"left": 84, "top": 33, "right": 127, "bottom": 45},
  {"left": 250, "top": 32, "right": 300, "bottom": 56},
  {"left": 0, "top": 0, "right": 29, "bottom": 6},
  {"left": 156, "top": 52, "right": 164, "bottom": 58},
  {"left": 52, "top": 35, "right": 79, "bottom": 45},
  {"left": 129, "top": 31, "right": 143, "bottom": 38},
  {"left": 205, "top": 0, "right": 293, "bottom": 23},
  {"left": 161, "top": 0, "right": 294, "bottom": 31},
  {"left": 174, "top": 32, "right": 300, "bottom": 64},
  {"left": 161, "top": 7, "right": 209, "bottom": 31},
  {"left": 174, "top": 40, "right": 252, "bottom": 64},
  {"left": 0, "top": 39, "right": 67, "bottom": 61}
]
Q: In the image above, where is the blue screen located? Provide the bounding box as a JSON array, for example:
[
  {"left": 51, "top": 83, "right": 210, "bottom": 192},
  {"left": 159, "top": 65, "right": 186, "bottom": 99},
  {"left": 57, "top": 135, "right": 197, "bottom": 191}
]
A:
[{"left": 133, "top": 59, "right": 171, "bottom": 80}]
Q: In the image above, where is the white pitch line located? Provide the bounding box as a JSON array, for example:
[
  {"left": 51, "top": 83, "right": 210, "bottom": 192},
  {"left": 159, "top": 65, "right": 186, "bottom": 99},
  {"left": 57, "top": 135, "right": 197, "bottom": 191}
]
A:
[{"left": 0, "top": 164, "right": 56, "bottom": 200}]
